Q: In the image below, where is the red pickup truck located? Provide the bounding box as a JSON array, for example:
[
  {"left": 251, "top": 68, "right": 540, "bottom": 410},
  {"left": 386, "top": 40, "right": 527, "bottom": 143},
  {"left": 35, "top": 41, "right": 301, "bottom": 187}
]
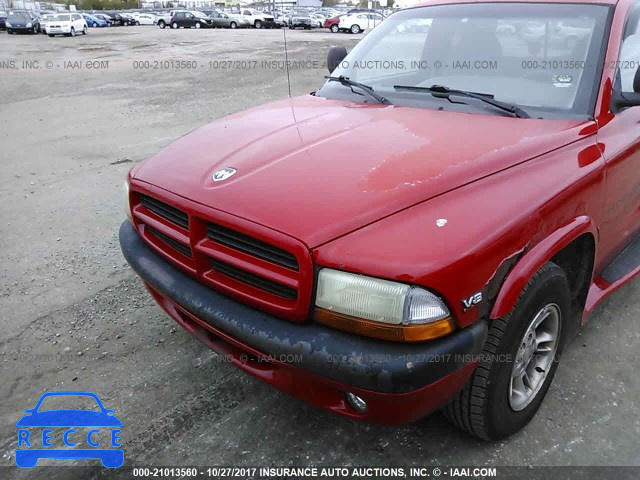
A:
[{"left": 120, "top": 0, "right": 640, "bottom": 439}]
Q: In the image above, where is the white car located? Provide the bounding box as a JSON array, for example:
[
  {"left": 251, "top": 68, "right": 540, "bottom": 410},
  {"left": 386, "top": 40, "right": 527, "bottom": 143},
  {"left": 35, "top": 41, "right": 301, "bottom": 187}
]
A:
[
  {"left": 310, "top": 13, "right": 326, "bottom": 28},
  {"left": 339, "top": 12, "right": 384, "bottom": 34},
  {"left": 136, "top": 13, "right": 156, "bottom": 25},
  {"left": 46, "top": 13, "right": 87, "bottom": 37},
  {"left": 39, "top": 14, "right": 56, "bottom": 33}
]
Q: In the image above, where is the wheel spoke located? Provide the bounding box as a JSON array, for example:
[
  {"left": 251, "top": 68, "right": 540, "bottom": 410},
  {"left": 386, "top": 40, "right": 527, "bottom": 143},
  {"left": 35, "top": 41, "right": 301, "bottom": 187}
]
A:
[{"left": 536, "top": 330, "right": 555, "bottom": 345}]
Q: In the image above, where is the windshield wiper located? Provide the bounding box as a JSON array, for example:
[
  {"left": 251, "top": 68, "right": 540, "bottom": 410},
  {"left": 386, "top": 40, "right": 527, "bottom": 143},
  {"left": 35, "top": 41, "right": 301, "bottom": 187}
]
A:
[
  {"left": 393, "top": 84, "right": 530, "bottom": 118},
  {"left": 325, "top": 75, "right": 391, "bottom": 105}
]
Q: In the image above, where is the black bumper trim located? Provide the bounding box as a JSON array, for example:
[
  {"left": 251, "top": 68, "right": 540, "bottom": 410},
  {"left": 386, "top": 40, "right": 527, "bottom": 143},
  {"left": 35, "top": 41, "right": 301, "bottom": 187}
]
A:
[{"left": 119, "top": 221, "right": 487, "bottom": 393}]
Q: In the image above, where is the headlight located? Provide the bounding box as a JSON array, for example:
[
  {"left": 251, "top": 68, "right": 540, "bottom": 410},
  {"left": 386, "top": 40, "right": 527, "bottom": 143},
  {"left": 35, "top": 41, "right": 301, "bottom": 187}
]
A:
[
  {"left": 26, "top": 22, "right": 32, "bottom": 28},
  {"left": 314, "top": 269, "right": 454, "bottom": 342},
  {"left": 6, "top": 22, "right": 11, "bottom": 27},
  {"left": 123, "top": 178, "right": 132, "bottom": 221}
]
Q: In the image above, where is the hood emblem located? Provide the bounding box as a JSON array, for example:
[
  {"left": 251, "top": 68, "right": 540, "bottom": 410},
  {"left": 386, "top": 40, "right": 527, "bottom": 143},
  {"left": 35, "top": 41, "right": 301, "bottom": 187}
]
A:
[{"left": 212, "top": 167, "right": 237, "bottom": 182}]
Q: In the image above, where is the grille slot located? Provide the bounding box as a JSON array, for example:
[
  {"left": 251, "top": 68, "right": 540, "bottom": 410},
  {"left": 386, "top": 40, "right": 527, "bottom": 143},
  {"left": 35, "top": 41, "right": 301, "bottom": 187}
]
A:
[
  {"left": 211, "top": 259, "right": 297, "bottom": 300},
  {"left": 147, "top": 226, "right": 192, "bottom": 258},
  {"left": 140, "top": 195, "right": 189, "bottom": 229},
  {"left": 207, "top": 223, "right": 298, "bottom": 271}
]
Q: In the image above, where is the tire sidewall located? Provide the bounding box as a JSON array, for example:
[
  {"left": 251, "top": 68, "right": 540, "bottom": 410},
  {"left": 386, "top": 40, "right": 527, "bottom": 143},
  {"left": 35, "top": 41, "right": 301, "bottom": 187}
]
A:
[{"left": 483, "top": 265, "right": 570, "bottom": 439}]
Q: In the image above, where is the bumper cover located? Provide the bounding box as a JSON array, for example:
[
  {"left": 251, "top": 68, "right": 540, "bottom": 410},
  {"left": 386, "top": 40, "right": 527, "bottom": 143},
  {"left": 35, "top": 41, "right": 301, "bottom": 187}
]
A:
[{"left": 120, "top": 220, "right": 487, "bottom": 422}]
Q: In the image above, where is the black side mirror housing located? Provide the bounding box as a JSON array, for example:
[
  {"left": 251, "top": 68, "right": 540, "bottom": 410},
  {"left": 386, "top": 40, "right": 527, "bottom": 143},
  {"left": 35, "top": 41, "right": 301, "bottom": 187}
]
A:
[
  {"left": 327, "top": 46, "right": 348, "bottom": 74},
  {"left": 611, "top": 67, "right": 640, "bottom": 113}
]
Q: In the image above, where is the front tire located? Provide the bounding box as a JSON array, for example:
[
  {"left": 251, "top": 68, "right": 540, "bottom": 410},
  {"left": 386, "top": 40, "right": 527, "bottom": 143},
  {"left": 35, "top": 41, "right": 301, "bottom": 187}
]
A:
[
  {"left": 171, "top": 22, "right": 178, "bottom": 29},
  {"left": 69, "top": 27, "right": 75, "bottom": 37},
  {"left": 48, "top": 34, "right": 54, "bottom": 37},
  {"left": 158, "top": 20, "right": 165, "bottom": 29},
  {"left": 195, "top": 22, "right": 201, "bottom": 29},
  {"left": 444, "top": 262, "right": 569, "bottom": 440},
  {"left": 350, "top": 24, "right": 361, "bottom": 34},
  {"left": 230, "top": 22, "right": 237, "bottom": 29},
  {"left": 82, "top": 26, "right": 87, "bottom": 35},
  {"left": 330, "top": 24, "right": 339, "bottom": 33},
  {"left": 254, "top": 20, "right": 262, "bottom": 29}
]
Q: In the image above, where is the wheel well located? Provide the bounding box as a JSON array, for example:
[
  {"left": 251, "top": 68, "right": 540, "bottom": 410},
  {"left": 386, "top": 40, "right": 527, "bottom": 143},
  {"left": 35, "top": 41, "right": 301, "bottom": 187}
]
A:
[{"left": 549, "top": 233, "right": 595, "bottom": 324}]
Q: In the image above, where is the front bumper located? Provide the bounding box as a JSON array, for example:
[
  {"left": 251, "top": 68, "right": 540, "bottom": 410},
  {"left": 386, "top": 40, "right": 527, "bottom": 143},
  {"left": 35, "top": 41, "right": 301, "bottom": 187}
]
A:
[
  {"left": 120, "top": 220, "right": 487, "bottom": 424},
  {"left": 8, "top": 25, "right": 36, "bottom": 32},
  {"left": 47, "top": 27, "right": 71, "bottom": 34}
]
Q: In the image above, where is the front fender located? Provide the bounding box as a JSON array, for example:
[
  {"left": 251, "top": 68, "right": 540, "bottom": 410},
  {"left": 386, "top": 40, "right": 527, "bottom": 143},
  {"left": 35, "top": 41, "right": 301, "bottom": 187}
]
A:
[{"left": 489, "top": 216, "right": 598, "bottom": 319}]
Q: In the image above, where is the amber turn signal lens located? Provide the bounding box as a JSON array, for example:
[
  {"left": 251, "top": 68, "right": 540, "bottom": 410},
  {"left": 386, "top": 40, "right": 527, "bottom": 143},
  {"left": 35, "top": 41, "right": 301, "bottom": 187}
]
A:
[{"left": 314, "top": 308, "right": 455, "bottom": 342}]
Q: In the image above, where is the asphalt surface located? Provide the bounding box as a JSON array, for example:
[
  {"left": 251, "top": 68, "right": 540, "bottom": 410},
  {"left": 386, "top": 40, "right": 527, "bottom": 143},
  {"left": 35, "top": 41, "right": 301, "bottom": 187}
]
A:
[{"left": 0, "top": 26, "right": 638, "bottom": 479}]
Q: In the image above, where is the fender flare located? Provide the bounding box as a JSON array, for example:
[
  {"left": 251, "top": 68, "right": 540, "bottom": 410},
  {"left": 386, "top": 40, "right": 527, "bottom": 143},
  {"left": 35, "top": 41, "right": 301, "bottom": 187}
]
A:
[{"left": 489, "top": 216, "right": 597, "bottom": 319}]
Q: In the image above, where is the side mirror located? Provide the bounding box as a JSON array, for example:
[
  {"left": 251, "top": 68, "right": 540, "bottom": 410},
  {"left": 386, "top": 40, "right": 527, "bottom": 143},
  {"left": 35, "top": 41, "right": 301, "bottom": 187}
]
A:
[
  {"left": 327, "top": 46, "right": 348, "bottom": 74},
  {"left": 611, "top": 67, "right": 640, "bottom": 112}
]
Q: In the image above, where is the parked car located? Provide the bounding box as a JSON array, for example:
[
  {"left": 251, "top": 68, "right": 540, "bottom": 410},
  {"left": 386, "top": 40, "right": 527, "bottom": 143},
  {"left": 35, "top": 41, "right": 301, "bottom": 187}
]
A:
[
  {"left": 169, "top": 11, "right": 212, "bottom": 29},
  {"left": 288, "top": 11, "right": 314, "bottom": 29},
  {"left": 120, "top": 13, "right": 140, "bottom": 25},
  {"left": 121, "top": 0, "right": 640, "bottom": 441},
  {"left": 103, "top": 12, "right": 132, "bottom": 26},
  {"left": 46, "top": 13, "right": 87, "bottom": 37},
  {"left": 135, "top": 13, "right": 156, "bottom": 26},
  {"left": 92, "top": 13, "right": 113, "bottom": 26},
  {"left": 0, "top": 11, "right": 8, "bottom": 30},
  {"left": 339, "top": 12, "right": 384, "bottom": 34},
  {"left": 237, "top": 8, "right": 276, "bottom": 29},
  {"left": 272, "top": 12, "right": 287, "bottom": 28},
  {"left": 310, "top": 13, "right": 326, "bottom": 28},
  {"left": 209, "top": 12, "right": 240, "bottom": 29},
  {"left": 6, "top": 11, "right": 40, "bottom": 34},
  {"left": 155, "top": 10, "right": 187, "bottom": 29},
  {"left": 82, "top": 14, "right": 108, "bottom": 28},
  {"left": 323, "top": 14, "right": 344, "bottom": 33},
  {"left": 522, "top": 18, "right": 593, "bottom": 50},
  {"left": 39, "top": 13, "right": 56, "bottom": 33}
]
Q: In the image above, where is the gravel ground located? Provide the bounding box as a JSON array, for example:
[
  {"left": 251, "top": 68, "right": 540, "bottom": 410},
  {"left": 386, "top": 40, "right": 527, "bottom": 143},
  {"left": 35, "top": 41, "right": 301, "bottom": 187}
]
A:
[{"left": 0, "top": 26, "right": 638, "bottom": 479}]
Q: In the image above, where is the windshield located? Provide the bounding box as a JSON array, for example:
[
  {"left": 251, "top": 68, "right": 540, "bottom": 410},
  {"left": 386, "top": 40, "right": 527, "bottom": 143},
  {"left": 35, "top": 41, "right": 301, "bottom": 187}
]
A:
[
  {"left": 192, "top": 11, "right": 207, "bottom": 18},
  {"left": 316, "top": 3, "right": 611, "bottom": 119},
  {"left": 54, "top": 14, "right": 71, "bottom": 21},
  {"left": 37, "top": 395, "right": 102, "bottom": 412}
]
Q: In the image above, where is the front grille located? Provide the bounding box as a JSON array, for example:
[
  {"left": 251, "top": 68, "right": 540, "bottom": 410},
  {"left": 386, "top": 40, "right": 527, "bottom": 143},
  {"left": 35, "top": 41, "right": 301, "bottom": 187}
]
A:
[
  {"left": 207, "top": 223, "right": 299, "bottom": 271},
  {"left": 140, "top": 194, "right": 188, "bottom": 229},
  {"left": 146, "top": 225, "right": 192, "bottom": 258},
  {"left": 131, "top": 188, "right": 309, "bottom": 320},
  {"left": 211, "top": 259, "right": 297, "bottom": 300}
]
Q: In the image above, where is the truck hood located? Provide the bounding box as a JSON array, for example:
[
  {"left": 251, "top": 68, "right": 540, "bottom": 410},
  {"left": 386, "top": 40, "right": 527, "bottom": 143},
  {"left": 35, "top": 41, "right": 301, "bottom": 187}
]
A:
[{"left": 135, "top": 95, "right": 588, "bottom": 248}]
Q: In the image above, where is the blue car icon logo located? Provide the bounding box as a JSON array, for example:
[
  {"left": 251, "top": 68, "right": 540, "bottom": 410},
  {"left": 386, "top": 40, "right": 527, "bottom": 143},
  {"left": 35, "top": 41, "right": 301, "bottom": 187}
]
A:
[{"left": 16, "top": 391, "right": 123, "bottom": 468}]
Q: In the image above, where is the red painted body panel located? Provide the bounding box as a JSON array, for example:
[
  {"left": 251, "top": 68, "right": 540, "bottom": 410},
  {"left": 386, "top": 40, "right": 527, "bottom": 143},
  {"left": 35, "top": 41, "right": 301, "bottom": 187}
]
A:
[
  {"left": 125, "top": 0, "right": 640, "bottom": 422},
  {"left": 135, "top": 95, "right": 584, "bottom": 249}
]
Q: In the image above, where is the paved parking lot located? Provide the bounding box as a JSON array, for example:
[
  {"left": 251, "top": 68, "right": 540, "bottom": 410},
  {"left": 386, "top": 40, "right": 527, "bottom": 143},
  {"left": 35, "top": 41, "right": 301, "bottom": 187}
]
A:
[{"left": 0, "top": 26, "right": 638, "bottom": 478}]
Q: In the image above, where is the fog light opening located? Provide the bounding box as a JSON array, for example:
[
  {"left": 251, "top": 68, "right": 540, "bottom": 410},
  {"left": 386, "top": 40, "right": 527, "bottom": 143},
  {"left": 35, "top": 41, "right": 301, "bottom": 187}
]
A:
[{"left": 345, "top": 392, "right": 368, "bottom": 413}]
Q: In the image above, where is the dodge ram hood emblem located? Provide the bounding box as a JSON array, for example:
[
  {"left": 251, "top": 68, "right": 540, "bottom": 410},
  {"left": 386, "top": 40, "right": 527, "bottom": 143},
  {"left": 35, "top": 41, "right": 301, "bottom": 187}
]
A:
[{"left": 212, "top": 167, "right": 237, "bottom": 182}]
